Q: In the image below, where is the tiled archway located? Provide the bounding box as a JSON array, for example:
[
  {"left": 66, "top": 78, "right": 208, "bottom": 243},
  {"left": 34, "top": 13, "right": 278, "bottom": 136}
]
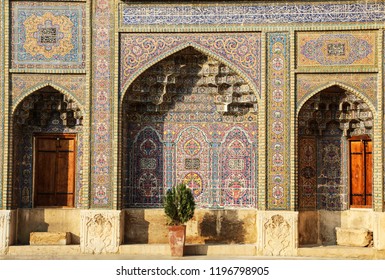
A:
[{"left": 121, "top": 47, "right": 258, "bottom": 209}]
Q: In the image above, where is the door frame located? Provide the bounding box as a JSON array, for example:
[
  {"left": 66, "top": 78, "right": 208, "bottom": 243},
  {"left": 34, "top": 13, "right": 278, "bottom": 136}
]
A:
[{"left": 33, "top": 133, "right": 77, "bottom": 208}]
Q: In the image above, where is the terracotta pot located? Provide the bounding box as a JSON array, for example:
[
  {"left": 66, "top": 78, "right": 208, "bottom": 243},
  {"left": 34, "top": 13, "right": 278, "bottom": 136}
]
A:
[{"left": 168, "top": 225, "right": 186, "bottom": 257}]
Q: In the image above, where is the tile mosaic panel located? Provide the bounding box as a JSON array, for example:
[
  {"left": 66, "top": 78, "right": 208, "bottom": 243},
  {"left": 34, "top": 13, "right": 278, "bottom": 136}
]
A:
[
  {"left": 297, "top": 31, "right": 377, "bottom": 68},
  {"left": 317, "top": 138, "right": 346, "bottom": 211},
  {"left": 221, "top": 128, "right": 256, "bottom": 207},
  {"left": 121, "top": 3, "right": 385, "bottom": 26},
  {"left": 176, "top": 127, "right": 210, "bottom": 206},
  {"left": 297, "top": 74, "right": 377, "bottom": 107},
  {"left": 11, "top": 1, "right": 86, "bottom": 70},
  {"left": 123, "top": 123, "right": 258, "bottom": 209},
  {"left": 298, "top": 137, "right": 317, "bottom": 210},
  {"left": 120, "top": 33, "right": 261, "bottom": 98},
  {"left": 126, "top": 127, "right": 164, "bottom": 207},
  {"left": 267, "top": 33, "right": 290, "bottom": 210},
  {"left": 11, "top": 74, "right": 86, "bottom": 107},
  {"left": 91, "top": 0, "right": 114, "bottom": 207}
]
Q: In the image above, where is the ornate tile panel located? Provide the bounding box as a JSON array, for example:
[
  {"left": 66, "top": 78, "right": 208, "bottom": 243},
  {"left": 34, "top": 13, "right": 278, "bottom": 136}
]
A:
[
  {"left": 297, "top": 74, "right": 377, "bottom": 108},
  {"left": 297, "top": 31, "right": 377, "bottom": 69},
  {"left": 91, "top": 0, "right": 114, "bottom": 207},
  {"left": 267, "top": 33, "right": 290, "bottom": 210},
  {"left": 11, "top": 74, "right": 86, "bottom": 107},
  {"left": 120, "top": 33, "right": 261, "bottom": 98},
  {"left": 121, "top": 3, "right": 385, "bottom": 26},
  {"left": 11, "top": 1, "right": 86, "bottom": 70},
  {"left": 298, "top": 137, "right": 317, "bottom": 210}
]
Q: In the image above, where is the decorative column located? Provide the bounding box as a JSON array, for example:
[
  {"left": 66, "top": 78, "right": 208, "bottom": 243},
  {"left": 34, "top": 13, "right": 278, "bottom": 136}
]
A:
[
  {"left": 257, "top": 211, "right": 298, "bottom": 256},
  {"left": 91, "top": 0, "right": 114, "bottom": 207},
  {"left": 0, "top": 210, "right": 16, "bottom": 255},
  {"left": 80, "top": 210, "right": 123, "bottom": 254},
  {"left": 266, "top": 33, "right": 291, "bottom": 210}
]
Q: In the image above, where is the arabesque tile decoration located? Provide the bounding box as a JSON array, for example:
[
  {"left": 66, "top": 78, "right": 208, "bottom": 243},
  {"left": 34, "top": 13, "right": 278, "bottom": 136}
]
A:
[
  {"left": 120, "top": 33, "right": 261, "bottom": 98},
  {"left": 297, "top": 31, "right": 377, "bottom": 68},
  {"left": 121, "top": 2, "right": 385, "bottom": 26},
  {"left": 11, "top": 1, "right": 86, "bottom": 70},
  {"left": 11, "top": 74, "right": 87, "bottom": 107},
  {"left": 91, "top": 0, "right": 114, "bottom": 207},
  {"left": 267, "top": 33, "right": 290, "bottom": 210},
  {"left": 296, "top": 74, "right": 377, "bottom": 108}
]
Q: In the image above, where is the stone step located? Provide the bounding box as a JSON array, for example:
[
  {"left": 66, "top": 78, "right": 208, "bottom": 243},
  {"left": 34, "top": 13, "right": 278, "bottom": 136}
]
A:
[
  {"left": 30, "top": 232, "right": 71, "bottom": 245},
  {"left": 335, "top": 227, "right": 373, "bottom": 247},
  {"left": 298, "top": 246, "right": 377, "bottom": 259},
  {"left": 8, "top": 245, "right": 81, "bottom": 256}
]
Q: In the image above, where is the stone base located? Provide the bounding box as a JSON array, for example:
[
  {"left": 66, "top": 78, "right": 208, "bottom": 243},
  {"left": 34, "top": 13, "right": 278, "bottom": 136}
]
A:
[
  {"left": 257, "top": 211, "right": 298, "bottom": 256},
  {"left": 0, "top": 210, "right": 16, "bottom": 255},
  {"left": 30, "top": 232, "right": 71, "bottom": 245},
  {"left": 336, "top": 227, "right": 373, "bottom": 247},
  {"left": 80, "top": 210, "right": 123, "bottom": 254}
]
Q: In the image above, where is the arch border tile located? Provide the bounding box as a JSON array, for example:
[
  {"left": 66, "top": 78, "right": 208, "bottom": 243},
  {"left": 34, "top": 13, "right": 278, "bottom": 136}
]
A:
[{"left": 119, "top": 33, "right": 261, "bottom": 103}]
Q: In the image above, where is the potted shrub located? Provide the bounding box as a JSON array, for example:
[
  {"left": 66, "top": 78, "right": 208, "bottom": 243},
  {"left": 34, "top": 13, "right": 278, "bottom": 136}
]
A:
[{"left": 164, "top": 183, "right": 195, "bottom": 257}]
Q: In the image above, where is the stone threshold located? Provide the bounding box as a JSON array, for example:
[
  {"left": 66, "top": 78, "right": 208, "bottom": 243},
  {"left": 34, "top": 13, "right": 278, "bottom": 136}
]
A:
[{"left": 298, "top": 245, "right": 385, "bottom": 259}]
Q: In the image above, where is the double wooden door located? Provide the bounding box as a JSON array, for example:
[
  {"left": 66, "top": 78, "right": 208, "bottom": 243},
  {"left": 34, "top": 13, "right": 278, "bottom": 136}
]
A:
[
  {"left": 34, "top": 134, "right": 76, "bottom": 207},
  {"left": 349, "top": 136, "right": 372, "bottom": 207}
]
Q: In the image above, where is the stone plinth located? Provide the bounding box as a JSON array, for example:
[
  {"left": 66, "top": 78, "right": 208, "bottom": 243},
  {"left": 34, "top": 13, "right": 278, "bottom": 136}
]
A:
[
  {"left": 0, "top": 210, "right": 16, "bottom": 255},
  {"left": 374, "top": 213, "right": 385, "bottom": 250},
  {"left": 80, "top": 210, "right": 123, "bottom": 254},
  {"left": 336, "top": 227, "right": 373, "bottom": 247},
  {"left": 257, "top": 211, "right": 298, "bottom": 256},
  {"left": 30, "top": 232, "right": 71, "bottom": 245}
]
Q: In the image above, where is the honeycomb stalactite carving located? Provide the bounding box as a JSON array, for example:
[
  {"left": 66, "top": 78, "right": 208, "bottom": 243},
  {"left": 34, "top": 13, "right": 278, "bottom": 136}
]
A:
[
  {"left": 13, "top": 89, "right": 83, "bottom": 127},
  {"left": 299, "top": 89, "right": 373, "bottom": 138},
  {"left": 126, "top": 47, "right": 257, "bottom": 115}
]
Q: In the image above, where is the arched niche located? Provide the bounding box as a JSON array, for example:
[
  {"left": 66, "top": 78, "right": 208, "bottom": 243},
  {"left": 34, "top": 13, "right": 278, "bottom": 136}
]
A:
[{"left": 121, "top": 47, "right": 258, "bottom": 209}]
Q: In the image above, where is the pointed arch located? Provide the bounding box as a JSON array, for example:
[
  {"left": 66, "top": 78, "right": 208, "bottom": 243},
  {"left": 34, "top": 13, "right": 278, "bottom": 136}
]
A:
[
  {"left": 221, "top": 126, "right": 253, "bottom": 145},
  {"left": 12, "top": 82, "right": 85, "bottom": 115},
  {"left": 297, "top": 82, "right": 376, "bottom": 118},
  {"left": 120, "top": 43, "right": 260, "bottom": 104}
]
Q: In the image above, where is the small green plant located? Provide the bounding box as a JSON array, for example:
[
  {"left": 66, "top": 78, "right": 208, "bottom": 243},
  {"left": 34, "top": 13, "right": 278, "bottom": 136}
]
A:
[{"left": 164, "top": 183, "right": 195, "bottom": 226}]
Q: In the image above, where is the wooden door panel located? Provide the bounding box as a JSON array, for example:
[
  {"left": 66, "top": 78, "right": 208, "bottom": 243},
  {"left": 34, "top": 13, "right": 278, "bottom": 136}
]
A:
[
  {"left": 35, "top": 151, "right": 56, "bottom": 194},
  {"left": 34, "top": 134, "right": 76, "bottom": 207},
  {"left": 37, "top": 138, "right": 57, "bottom": 151},
  {"left": 56, "top": 150, "right": 75, "bottom": 193},
  {"left": 350, "top": 147, "right": 364, "bottom": 206},
  {"left": 349, "top": 138, "right": 372, "bottom": 207}
]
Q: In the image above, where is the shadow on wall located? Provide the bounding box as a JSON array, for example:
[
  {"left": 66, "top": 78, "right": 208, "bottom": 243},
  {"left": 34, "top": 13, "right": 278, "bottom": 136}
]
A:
[
  {"left": 16, "top": 208, "right": 81, "bottom": 245},
  {"left": 299, "top": 210, "right": 342, "bottom": 246},
  {"left": 200, "top": 210, "right": 246, "bottom": 244},
  {"left": 124, "top": 210, "right": 150, "bottom": 244}
]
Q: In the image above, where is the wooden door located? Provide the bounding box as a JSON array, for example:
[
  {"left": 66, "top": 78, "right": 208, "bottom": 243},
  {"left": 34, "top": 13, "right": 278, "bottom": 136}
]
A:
[
  {"left": 349, "top": 136, "right": 372, "bottom": 207},
  {"left": 34, "top": 134, "right": 76, "bottom": 207}
]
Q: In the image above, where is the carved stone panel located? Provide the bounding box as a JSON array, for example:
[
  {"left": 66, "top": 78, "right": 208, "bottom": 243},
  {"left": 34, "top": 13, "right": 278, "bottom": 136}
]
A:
[
  {"left": 80, "top": 210, "right": 123, "bottom": 254},
  {"left": 0, "top": 210, "right": 16, "bottom": 255},
  {"left": 258, "top": 211, "right": 298, "bottom": 256}
]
